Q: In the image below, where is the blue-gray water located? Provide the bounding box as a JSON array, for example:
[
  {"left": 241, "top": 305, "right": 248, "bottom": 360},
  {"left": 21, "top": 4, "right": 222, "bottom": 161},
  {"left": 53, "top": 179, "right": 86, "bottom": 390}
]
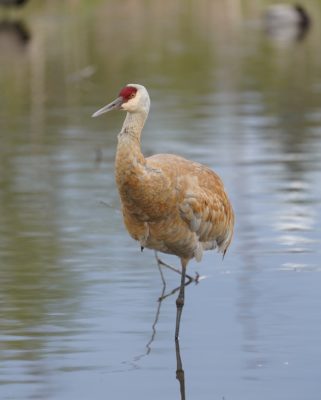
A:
[{"left": 1, "top": 1, "right": 321, "bottom": 399}]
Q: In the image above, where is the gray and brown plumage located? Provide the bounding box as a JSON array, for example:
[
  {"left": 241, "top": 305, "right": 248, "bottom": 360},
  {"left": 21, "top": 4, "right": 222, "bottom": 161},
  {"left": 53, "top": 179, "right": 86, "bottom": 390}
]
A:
[{"left": 92, "top": 84, "right": 234, "bottom": 339}]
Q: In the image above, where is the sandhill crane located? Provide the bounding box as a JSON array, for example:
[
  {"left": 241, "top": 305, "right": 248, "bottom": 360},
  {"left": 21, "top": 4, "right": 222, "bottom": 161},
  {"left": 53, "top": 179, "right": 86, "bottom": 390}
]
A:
[{"left": 92, "top": 84, "right": 234, "bottom": 339}]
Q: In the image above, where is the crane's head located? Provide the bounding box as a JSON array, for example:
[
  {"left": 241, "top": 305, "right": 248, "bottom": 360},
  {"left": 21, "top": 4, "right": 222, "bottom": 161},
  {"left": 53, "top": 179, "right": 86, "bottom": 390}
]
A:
[{"left": 92, "top": 84, "right": 150, "bottom": 117}]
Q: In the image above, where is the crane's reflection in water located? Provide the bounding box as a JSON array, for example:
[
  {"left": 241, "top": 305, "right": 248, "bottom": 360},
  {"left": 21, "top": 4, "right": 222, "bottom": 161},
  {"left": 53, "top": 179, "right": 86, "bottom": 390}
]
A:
[
  {"left": 175, "top": 338, "right": 186, "bottom": 400},
  {"left": 127, "top": 271, "right": 191, "bottom": 400}
]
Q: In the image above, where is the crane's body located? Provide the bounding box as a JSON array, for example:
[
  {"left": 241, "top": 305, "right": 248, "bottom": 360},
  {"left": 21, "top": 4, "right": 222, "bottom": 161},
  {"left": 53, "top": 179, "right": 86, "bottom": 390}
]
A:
[
  {"left": 117, "top": 150, "right": 233, "bottom": 261},
  {"left": 93, "top": 84, "right": 234, "bottom": 339}
]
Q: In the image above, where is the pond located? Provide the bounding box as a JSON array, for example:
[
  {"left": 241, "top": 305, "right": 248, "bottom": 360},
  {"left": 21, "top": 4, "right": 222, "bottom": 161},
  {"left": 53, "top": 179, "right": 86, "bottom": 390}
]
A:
[{"left": 1, "top": 1, "right": 321, "bottom": 399}]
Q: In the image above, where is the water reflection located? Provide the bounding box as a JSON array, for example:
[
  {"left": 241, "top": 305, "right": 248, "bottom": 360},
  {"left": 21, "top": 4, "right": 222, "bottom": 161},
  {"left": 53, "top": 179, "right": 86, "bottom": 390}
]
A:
[
  {"left": 236, "top": 157, "right": 263, "bottom": 376},
  {"left": 145, "top": 286, "right": 165, "bottom": 356},
  {"left": 175, "top": 339, "right": 186, "bottom": 400},
  {"left": 132, "top": 260, "right": 194, "bottom": 360},
  {"left": 145, "top": 285, "right": 188, "bottom": 400}
]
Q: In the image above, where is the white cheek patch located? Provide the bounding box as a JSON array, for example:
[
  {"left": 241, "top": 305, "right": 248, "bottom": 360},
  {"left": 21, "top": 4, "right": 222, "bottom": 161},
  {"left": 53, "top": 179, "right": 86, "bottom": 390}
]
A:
[{"left": 122, "top": 95, "right": 141, "bottom": 112}]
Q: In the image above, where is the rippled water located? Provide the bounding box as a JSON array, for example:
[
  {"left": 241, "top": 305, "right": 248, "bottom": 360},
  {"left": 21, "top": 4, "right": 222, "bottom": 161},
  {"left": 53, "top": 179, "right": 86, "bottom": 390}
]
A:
[{"left": 1, "top": 1, "right": 321, "bottom": 399}]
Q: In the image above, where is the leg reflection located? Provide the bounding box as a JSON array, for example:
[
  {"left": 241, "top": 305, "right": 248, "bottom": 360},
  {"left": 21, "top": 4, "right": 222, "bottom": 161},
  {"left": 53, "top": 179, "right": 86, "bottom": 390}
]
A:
[
  {"left": 133, "top": 284, "right": 165, "bottom": 364},
  {"left": 145, "top": 285, "right": 165, "bottom": 355},
  {"left": 175, "top": 338, "right": 186, "bottom": 400}
]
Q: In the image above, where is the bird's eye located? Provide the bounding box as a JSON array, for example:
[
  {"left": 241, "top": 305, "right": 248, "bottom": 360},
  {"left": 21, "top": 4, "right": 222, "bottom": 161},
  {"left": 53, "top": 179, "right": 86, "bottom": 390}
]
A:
[{"left": 129, "top": 92, "right": 136, "bottom": 99}]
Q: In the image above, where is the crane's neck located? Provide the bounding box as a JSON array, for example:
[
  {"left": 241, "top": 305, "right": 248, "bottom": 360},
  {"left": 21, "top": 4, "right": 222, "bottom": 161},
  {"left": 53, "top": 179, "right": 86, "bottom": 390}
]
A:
[
  {"left": 115, "top": 110, "right": 148, "bottom": 183},
  {"left": 119, "top": 110, "right": 148, "bottom": 142}
]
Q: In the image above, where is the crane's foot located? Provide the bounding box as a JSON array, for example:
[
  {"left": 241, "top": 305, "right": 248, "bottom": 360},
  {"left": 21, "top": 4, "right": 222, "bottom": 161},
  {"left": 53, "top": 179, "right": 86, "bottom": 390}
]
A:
[
  {"left": 158, "top": 286, "right": 179, "bottom": 302},
  {"left": 158, "top": 279, "right": 192, "bottom": 302}
]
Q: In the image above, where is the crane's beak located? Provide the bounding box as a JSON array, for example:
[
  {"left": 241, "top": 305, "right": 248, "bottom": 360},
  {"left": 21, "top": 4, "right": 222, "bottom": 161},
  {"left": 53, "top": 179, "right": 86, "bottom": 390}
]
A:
[{"left": 92, "top": 96, "right": 123, "bottom": 117}]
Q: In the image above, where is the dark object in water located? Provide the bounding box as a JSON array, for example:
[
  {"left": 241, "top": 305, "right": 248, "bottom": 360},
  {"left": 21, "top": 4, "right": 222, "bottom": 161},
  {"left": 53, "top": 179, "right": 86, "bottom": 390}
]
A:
[
  {"left": 294, "top": 5, "right": 311, "bottom": 30},
  {"left": 0, "top": 0, "right": 29, "bottom": 6},
  {"left": 0, "top": 20, "right": 30, "bottom": 44},
  {"left": 264, "top": 3, "right": 311, "bottom": 42}
]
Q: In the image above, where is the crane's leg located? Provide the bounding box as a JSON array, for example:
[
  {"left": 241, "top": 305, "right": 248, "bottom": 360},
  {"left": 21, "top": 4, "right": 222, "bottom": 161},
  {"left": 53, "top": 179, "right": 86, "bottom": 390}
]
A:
[
  {"left": 175, "top": 258, "right": 188, "bottom": 340},
  {"left": 156, "top": 253, "right": 166, "bottom": 289},
  {"left": 154, "top": 252, "right": 199, "bottom": 283}
]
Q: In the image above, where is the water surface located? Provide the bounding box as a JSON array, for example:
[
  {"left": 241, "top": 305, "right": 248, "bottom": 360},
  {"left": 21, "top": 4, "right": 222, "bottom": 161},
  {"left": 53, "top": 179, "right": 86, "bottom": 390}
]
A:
[{"left": 1, "top": 1, "right": 321, "bottom": 399}]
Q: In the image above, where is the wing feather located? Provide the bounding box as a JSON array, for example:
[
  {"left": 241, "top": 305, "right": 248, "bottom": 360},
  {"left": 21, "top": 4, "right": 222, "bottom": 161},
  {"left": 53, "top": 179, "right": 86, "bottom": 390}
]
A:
[
  {"left": 146, "top": 153, "right": 234, "bottom": 257},
  {"left": 177, "top": 170, "right": 234, "bottom": 254}
]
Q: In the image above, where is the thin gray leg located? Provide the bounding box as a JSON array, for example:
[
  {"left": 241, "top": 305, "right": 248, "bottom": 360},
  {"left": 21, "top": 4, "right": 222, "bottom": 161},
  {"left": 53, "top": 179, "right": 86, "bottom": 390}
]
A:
[{"left": 175, "top": 259, "right": 188, "bottom": 340}]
